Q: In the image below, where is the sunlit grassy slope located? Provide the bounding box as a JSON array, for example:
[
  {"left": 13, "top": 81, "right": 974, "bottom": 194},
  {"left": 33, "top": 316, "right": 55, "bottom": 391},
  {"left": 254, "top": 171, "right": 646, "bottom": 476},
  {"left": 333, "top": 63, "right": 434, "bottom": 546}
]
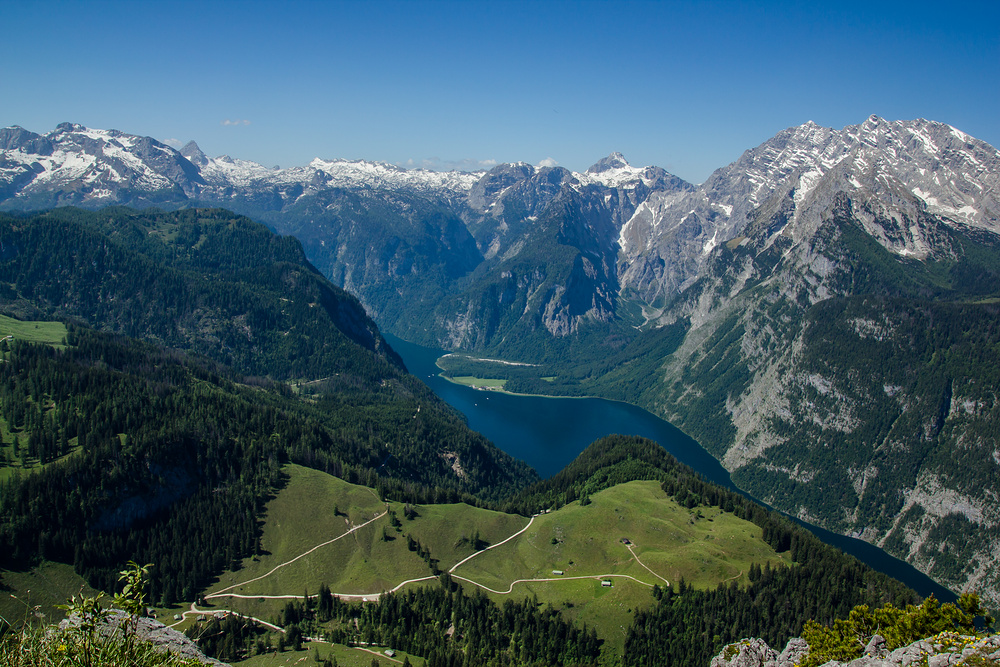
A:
[
  {"left": 201, "top": 465, "right": 788, "bottom": 656},
  {"left": 234, "top": 643, "right": 425, "bottom": 666},
  {"left": 455, "top": 480, "right": 789, "bottom": 652},
  {"left": 201, "top": 465, "right": 528, "bottom": 622},
  {"left": 0, "top": 314, "right": 68, "bottom": 347}
]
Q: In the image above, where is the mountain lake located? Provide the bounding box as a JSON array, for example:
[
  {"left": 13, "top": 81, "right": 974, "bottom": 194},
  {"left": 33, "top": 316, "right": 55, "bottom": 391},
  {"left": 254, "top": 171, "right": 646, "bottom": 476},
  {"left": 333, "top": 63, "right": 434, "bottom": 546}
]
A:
[{"left": 387, "top": 333, "right": 957, "bottom": 603}]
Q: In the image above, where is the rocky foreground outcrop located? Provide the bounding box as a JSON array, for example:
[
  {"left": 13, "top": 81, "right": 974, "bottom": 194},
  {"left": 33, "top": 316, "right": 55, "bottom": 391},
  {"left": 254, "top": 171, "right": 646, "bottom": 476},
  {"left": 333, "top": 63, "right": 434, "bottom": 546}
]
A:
[
  {"left": 59, "top": 609, "right": 226, "bottom": 666},
  {"left": 712, "top": 633, "right": 1000, "bottom": 667}
]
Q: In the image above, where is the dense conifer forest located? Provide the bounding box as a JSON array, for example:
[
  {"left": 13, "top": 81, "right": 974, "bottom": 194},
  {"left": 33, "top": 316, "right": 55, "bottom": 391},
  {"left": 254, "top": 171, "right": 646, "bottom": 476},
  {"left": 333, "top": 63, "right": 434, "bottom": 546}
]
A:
[
  {"left": 245, "top": 578, "right": 604, "bottom": 666},
  {"left": 0, "top": 326, "right": 531, "bottom": 603}
]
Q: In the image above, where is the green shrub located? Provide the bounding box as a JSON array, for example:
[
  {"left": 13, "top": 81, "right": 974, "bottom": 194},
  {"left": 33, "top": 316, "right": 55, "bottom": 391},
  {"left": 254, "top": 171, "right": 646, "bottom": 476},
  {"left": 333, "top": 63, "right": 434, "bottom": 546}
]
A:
[
  {"left": 0, "top": 562, "right": 201, "bottom": 667},
  {"left": 800, "top": 593, "right": 994, "bottom": 667}
]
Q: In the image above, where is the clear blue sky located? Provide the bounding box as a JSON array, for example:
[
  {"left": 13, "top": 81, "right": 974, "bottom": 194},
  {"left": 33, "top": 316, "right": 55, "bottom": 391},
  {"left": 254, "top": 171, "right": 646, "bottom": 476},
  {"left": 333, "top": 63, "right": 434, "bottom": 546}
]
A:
[{"left": 2, "top": 0, "right": 997, "bottom": 184}]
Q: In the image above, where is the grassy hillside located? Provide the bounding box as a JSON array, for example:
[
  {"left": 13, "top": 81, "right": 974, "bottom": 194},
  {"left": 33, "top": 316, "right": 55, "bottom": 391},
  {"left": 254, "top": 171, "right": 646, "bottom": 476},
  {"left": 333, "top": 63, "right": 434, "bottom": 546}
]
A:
[
  {"left": 0, "top": 561, "right": 101, "bottom": 627},
  {"left": 458, "top": 480, "right": 788, "bottom": 652},
  {"left": 191, "top": 464, "right": 788, "bottom": 658},
  {"left": 195, "top": 465, "right": 529, "bottom": 621},
  {"left": 0, "top": 314, "right": 67, "bottom": 347}
]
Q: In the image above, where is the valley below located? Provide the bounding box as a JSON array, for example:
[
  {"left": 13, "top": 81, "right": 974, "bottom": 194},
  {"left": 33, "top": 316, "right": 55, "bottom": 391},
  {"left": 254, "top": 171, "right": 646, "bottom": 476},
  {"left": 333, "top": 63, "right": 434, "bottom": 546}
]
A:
[{"left": 391, "top": 335, "right": 957, "bottom": 603}]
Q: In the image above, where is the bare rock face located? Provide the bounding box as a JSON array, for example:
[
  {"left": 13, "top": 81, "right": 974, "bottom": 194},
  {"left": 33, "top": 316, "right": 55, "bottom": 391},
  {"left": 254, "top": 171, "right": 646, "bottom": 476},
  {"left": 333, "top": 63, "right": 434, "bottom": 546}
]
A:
[
  {"left": 59, "top": 609, "right": 227, "bottom": 666},
  {"left": 711, "top": 634, "right": 1000, "bottom": 667},
  {"left": 711, "top": 637, "right": 807, "bottom": 667},
  {"left": 864, "top": 634, "right": 889, "bottom": 659},
  {"left": 710, "top": 638, "right": 777, "bottom": 667},
  {"left": 775, "top": 637, "right": 811, "bottom": 667}
]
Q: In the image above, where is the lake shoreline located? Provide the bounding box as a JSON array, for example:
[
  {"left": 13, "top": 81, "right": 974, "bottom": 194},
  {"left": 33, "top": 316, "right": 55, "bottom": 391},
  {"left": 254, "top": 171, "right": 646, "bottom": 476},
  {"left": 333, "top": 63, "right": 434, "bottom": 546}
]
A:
[{"left": 388, "top": 333, "right": 957, "bottom": 604}]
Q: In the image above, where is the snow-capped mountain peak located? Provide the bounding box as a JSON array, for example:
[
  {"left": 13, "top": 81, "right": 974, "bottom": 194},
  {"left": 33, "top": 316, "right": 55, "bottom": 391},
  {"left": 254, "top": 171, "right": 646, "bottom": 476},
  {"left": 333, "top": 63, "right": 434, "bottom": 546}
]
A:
[
  {"left": 586, "top": 152, "right": 631, "bottom": 174},
  {"left": 616, "top": 117, "right": 1000, "bottom": 305}
]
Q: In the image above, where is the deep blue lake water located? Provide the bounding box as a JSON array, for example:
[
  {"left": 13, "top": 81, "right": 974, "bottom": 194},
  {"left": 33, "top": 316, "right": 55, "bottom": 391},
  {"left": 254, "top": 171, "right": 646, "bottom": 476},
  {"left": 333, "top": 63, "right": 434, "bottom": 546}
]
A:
[{"left": 387, "top": 334, "right": 956, "bottom": 603}]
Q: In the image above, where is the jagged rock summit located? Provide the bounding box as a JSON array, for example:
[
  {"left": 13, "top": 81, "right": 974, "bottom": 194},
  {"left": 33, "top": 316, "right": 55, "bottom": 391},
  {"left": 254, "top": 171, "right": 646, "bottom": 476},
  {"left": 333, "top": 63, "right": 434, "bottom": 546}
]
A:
[
  {"left": 586, "top": 151, "right": 632, "bottom": 173},
  {"left": 618, "top": 115, "right": 1000, "bottom": 305}
]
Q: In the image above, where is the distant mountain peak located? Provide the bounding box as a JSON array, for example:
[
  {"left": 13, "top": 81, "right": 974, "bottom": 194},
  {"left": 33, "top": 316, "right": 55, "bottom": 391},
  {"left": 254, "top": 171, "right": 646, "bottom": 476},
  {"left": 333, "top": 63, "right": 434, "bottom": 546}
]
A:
[
  {"left": 861, "top": 114, "right": 887, "bottom": 129},
  {"left": 54, "top": 122, "right": 86, "bottom": 133},
  {"left": 180, "top": 141, "right": 208, "bottom": 166},
  {"left": 587, "top": 152, "right": 631, "bottom": 174}
]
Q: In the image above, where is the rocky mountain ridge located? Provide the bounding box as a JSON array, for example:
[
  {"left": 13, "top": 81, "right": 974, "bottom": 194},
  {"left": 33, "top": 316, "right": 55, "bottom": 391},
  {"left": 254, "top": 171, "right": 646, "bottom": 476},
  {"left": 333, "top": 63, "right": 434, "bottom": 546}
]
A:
[
  {"left": 619, "top": 115, "right": 1000, "bottom": 310},
  {"left": 5, "top": 117, "right": 995, "bottom": 342}
]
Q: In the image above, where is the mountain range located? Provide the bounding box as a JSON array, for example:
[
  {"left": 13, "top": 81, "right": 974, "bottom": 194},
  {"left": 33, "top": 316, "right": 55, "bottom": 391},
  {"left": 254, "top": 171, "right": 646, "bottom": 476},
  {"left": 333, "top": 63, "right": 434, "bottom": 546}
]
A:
[{"left": 2, "top": 117, "right": 999, "bottom": 607}]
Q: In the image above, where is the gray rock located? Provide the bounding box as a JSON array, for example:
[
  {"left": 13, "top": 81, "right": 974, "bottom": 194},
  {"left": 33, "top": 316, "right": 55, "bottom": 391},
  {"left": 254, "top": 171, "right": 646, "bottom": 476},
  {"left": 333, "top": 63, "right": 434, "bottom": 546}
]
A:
[
  {"left": 712, "top": 634, "right": 1000, "bottom": 667},
  {"left": 864, "top": 634, "right": 887, "bottom": 658},
  {"left": 773, "top": 637, "right": 810, "bottom": 667},
  {"left": 59, "top": 609, "right": 226, "bottom": 666},
  {"left": 711, "top": 638, "right": 778, "bottom": 667}
]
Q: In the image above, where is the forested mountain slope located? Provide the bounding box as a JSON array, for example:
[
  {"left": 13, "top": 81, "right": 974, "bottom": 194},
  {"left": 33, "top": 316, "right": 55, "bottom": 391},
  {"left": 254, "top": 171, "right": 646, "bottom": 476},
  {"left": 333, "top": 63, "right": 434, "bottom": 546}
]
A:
[
  {"left": 0, "top": 206, "right": 399, "bottom": 379},
  {"left": 0, "top": 208, "right": 537, "bottom": 606}
]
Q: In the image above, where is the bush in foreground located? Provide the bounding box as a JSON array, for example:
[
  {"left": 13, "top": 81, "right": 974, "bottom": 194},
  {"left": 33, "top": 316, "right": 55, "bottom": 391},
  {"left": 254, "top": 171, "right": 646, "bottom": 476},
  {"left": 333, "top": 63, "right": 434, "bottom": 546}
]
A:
[{"left": 0, "top": 563, "right": 205, "bottom": 667}]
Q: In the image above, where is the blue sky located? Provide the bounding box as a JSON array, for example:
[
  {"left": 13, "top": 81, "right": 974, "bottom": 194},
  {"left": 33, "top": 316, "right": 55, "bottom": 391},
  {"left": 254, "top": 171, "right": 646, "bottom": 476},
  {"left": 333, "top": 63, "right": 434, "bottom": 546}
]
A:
[{"left": 2, "top": 0, "right": 997, "bottom": 184}]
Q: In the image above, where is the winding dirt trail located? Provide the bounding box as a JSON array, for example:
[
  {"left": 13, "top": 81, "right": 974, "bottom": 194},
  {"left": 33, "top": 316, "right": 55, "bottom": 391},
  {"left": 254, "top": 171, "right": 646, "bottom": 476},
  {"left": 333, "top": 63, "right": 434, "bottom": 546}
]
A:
[
  {"left": 168, "top": 506, "right": 675, "bottom": 634},
  {"left": 450, "top": 572, "right": 654, "bottom": 595},
  {"left": 448, "top": 514, "right": 536, "bottom": 573},
  {"left": 207, "top": 510, "right": 388, "bottom": 599},
  {"left": 625, "top": 542, "right": 670, "bottom": 586}
]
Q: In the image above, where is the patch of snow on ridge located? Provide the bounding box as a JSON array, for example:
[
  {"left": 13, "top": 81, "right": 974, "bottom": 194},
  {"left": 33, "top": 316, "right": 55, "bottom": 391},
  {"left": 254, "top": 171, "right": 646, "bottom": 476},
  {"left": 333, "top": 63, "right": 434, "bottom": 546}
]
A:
[
  {"left": 33, "top": 150, "right": 93, "bottom": 183},
  {"left": 307, "top": 157, "right": 481, "bottom": 193},
  {"left": 201, "top": 155, "right": 275, "bottom": 186},
  {"left": 63, "top": 126, "right": 117, "bottom": 143},
  {"left": 951, "top": 126, "right": 972, "bottom": 143},
  {"left": 912, "top": 186, "right": 939, "bottom": 207},
  {"left": 793, "top": 168, "right": 824, "bottom": 207},
  {"left": 579, "top": 164, "right": 648, "bottom": 188},
  {"left": 702, "top": 229, "right": 719, "bottom": 255}
]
